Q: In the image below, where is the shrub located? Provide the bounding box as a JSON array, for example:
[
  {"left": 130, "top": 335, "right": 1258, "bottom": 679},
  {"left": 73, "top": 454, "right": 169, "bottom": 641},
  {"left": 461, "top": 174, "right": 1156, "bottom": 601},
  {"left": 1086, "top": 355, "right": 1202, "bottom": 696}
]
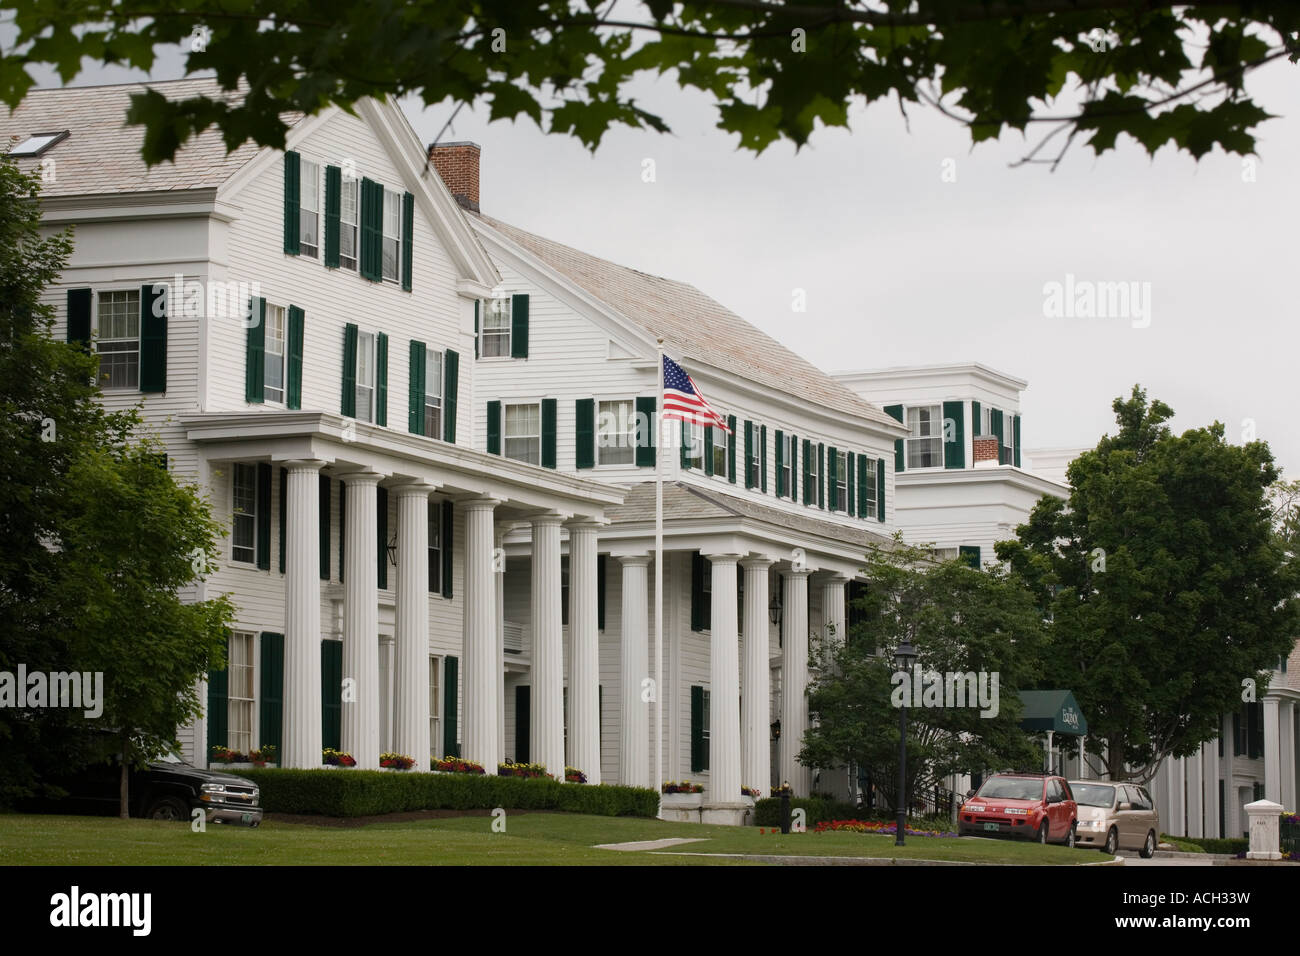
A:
[
  {"left": 753, "top": 796, "right": 865, "bottom": 827},
  {"left": 226, "top": 768, "right": 659, "bottom": 818},
  {"left": 1172, "top": 836, "right": 1249, "bottom": 855},
  {"left": 431, "top": 757, "right": 485, "bottom": 774}
]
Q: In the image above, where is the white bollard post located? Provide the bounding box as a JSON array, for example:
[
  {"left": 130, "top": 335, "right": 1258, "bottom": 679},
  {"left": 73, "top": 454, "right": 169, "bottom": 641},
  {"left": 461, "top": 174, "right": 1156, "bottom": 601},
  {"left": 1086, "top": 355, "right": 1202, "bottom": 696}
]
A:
[{"left": 1245, "top": 799, "right": 1283, "bottom": 860}]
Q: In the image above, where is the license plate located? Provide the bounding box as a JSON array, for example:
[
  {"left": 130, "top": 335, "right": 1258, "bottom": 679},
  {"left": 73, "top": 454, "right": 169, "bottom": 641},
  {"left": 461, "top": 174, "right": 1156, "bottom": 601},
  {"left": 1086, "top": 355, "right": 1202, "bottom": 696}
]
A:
[
  {"left": 983, "top": 822, "right": 1000, "bottom": 831},
  {"left": 241, "top": 813, "right": 253, "bottom": 823}
]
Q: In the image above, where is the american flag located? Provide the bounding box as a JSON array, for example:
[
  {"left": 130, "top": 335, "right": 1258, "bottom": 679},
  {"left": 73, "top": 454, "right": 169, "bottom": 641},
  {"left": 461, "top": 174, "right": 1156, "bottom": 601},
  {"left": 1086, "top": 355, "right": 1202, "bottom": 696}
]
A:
[{"left": 662, "top": 355, "right": 730, "bottom": 431}]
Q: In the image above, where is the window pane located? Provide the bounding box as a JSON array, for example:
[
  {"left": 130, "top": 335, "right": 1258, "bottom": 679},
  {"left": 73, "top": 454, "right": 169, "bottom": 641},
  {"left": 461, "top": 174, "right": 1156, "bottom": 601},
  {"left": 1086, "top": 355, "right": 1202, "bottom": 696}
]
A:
[
  {"left": 264, "top": 305, "right": 285, "bottom": 403},
  {"left": 232, "top": 464, "right": 257, "bottom": 563},
  {"left": 598, "top": 400, "right": 634, "bottom": 465},
  {"left": 300, "top": 161, "right": 320, "bottom": 257}
]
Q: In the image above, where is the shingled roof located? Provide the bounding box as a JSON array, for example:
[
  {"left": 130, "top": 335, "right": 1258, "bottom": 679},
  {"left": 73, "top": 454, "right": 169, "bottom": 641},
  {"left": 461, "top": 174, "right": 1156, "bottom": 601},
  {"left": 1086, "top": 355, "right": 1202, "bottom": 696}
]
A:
[
  {"left": 0, "top": 78, "right": 296, "bottom": 197},
  {"left": 475, "top": 213, "right": 902, "bottom": 428}
]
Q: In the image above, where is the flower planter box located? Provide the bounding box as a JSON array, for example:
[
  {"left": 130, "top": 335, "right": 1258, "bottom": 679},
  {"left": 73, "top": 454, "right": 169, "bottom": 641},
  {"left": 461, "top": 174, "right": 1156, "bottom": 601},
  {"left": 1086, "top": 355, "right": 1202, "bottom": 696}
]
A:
[
  {"left": 660, "top": 791, "right": 703, "bottom": 823},
  {"left": 211, "top": 761, "right": 273, "bottom": 770}
]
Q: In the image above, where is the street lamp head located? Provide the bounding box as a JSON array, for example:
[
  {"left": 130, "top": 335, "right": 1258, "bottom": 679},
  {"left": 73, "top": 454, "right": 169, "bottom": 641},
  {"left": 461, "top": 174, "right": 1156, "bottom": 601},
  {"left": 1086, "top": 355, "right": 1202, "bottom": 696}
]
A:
[
  {"left": 894, "top": 639, "right": 917, "bottom": 671},
  {"left": 768, "top": 590, "right": 782, "bottom": 626}
]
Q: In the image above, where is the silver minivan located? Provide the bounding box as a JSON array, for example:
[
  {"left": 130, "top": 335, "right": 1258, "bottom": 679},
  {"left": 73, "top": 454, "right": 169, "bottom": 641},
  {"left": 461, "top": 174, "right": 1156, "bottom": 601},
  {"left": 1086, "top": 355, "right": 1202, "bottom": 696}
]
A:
[{"left": 1069, "top": 780, "right": 1160, "bottom": 856}]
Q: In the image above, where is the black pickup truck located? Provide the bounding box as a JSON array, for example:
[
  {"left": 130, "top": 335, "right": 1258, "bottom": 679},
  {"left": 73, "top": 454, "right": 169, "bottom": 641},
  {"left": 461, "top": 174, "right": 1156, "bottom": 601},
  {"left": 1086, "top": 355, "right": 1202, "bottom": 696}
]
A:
[{"left": 30, "top": 751, "right": 263, "bottom": 827}]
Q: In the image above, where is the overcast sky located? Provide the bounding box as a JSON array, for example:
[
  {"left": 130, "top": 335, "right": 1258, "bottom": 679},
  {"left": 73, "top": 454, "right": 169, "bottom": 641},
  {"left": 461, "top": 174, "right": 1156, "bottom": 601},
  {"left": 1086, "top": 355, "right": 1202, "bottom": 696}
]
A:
[{"left": 13, "top": 27, "right": 1300, "bottom": 477}]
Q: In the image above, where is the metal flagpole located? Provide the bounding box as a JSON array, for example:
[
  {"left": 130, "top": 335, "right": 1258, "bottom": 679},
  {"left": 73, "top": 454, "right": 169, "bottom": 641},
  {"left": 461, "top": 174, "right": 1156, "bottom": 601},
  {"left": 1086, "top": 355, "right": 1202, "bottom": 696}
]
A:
[{"left": 654, "top": 339, "right": 665, "bottom": 812}]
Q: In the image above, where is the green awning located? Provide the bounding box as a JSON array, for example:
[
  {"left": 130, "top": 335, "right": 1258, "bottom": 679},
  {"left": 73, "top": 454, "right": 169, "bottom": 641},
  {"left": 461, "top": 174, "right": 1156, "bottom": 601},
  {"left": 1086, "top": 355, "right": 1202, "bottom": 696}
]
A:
[{"left": 1017, "top": 690, "right": 1087, "bottom": 737}]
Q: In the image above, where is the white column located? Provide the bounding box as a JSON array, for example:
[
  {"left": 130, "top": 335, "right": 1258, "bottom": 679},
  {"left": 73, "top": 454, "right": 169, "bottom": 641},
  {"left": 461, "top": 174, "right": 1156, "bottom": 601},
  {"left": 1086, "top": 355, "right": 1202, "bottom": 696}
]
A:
[
  {"left": 463, "top": 497, "right": 501, "bottom": 769},
  {"left": 1169, "top": 756, "right": 1186, "bottom": 836},
  {"left": 706, "top": 553, "right": 742, "bottom": 806},
  {"left": 341, "top": 471, "right": 382, "bottom": 769},
  {"left": 1280, "top": 700, "right": 1296, "bottom": 812},
  {"left": 282, "top": 460, "right": 325, "bottom": 769},
  {"left": 620, "top": 554, "right": 650, "bottom": 788},
  {"left": 1222, "top": 712, "right": 1237, "bottom": 838},
  {"left": 1264, "top": 696, "right": 1282, "bottom": 804},
  {"left": 740, "top": 558, "right": 773, "bottom": 798},
  {"left": 781, "top": 569, "right": 811, "bottom": 796},
  {"left": 1078, "top": 737, "right": 1087, "bottom": 780},
  {"left": 1187, "top": 740, "right": 1204, "bottom": 837},
  {"left": 391, "top": 483, "right": 432, "bottom": 765},
  {"left": 1204, "top": 738, "right": 1221, "bottom": 838},
  {"left": 821, "top": 575, "right": 846, "bottom": 649},
  {"left": 531, "top": 513, "right": 565, "bottom": 779},
  {"left": 567, "top": 520, "right": 601, "bottom": 784},
  {"left": 495, "top": 524, "right": 507, "bottom": 762}
]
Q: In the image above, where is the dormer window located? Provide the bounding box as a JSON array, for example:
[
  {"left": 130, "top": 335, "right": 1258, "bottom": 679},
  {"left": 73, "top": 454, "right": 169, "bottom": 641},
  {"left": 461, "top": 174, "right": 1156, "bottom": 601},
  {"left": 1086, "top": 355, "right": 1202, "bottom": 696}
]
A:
[{"left": 8, "top": 131, "right": 69, "bottom": 157}]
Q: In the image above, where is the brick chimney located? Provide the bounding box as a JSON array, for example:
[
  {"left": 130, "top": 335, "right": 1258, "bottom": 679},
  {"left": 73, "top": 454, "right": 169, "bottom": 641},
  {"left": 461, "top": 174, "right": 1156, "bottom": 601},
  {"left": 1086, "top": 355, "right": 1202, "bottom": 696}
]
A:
[
  {"left": 428, "top": 141, "right": 480, "bottom": 212},
  {"left": 973, "top": 435, "right": 1000, "bottom": 466}
]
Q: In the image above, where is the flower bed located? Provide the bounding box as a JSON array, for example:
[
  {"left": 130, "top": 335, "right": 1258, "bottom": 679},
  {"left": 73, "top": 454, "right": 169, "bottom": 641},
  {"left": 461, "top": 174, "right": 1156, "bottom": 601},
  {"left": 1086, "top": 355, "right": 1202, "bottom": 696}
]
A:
[
  {"left": 661, "top": 781, "right": 703, "bottom": 794},
  {"left": 499, "top": 761, "right": 550, "bottom": 780},
  {"left": 323, "top": 748, "right": 356, "bottom": 767},
  {"left": 379, "top": 753, "right": 415, "bottom": 771},
  {"left": 814, "top": 818, "right": 958, "bottom": 838},
  {"left": 431, "top": 756, "right": 486, "bottom": 774}
]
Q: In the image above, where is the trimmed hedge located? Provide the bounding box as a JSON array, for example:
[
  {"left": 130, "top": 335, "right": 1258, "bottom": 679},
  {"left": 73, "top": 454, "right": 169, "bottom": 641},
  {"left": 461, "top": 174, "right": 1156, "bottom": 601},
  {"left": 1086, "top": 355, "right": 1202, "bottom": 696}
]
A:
[
  {"left": 1172, "top": 836, "right": 1249, "bottom": 855},
  {"left": 753, "top": 797, "right": 866, "bottom": 828},
  {"left": 226, "top": 768, "right": 659, "bottom": 818}
]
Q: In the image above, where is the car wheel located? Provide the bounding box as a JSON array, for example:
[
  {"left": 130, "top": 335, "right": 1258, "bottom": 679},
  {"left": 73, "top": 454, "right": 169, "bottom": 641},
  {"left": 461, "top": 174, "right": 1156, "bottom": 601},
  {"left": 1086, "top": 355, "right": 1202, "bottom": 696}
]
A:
[
  {"left": 145, "top": 796, "right": 189, "bottom": 822},
  {"left": 1037, "top": 821, "right": 1049, "bottom": 844},
  {"left": 1065, "top": 821, "right": 1077, "bottom": 849},
  {"left": 1103, "top": 827, "right": 1119, "bottom": 855},
  {"left": 1139, "top": 830, "right": 1157, "bottom": 859}
]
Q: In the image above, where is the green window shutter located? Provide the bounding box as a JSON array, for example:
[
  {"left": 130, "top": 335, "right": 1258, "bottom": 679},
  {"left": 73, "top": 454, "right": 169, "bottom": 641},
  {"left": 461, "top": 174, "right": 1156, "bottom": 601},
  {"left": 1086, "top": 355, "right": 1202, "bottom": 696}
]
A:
[
  {"left": 358, "top": 178, "right": 378, "bottom": 280},
  {"left": 256, "top": 462, "right": 272, "bottom": 571},
  {"left": 443, "top": 656, "right": 459, "bottom": 757},
  {"left": 971, "top": 401, "right": 981, "bottom": 440},
  {"left": 704, "top": 427, "right": 714, "bottom": 477},
  {"left": 487, "top": 401, "right": 501, "bottom": 455},
  {"left": 680, "top": 421, "right": 690, "bottom": 469},
  {"left": 375, "top": 332, "right": 388, "bottom": 427},
  {"left": 991, "top": 409, "right": 1005, "bottom": 463},
  {"left": 206, "top": 662, "right": 228, "bottom": 754},
  {"left": 789, "top": 434, "right": 798, "bottom": 501},
  {"left": 338, "top": 478, "right": 346, "bottom": 584},
  {"left": 283, "top": 151, "right": 300, "bottom": 255},
  {"left": 597, "top": 553, "right": 607, "bottom": 629},
  {"left": 760, "top": 425, "right": 768, "bottom": 493},
  {"left": 324, "top": 165, "right": 341, "bottom": 268},
  {"left": 279, "top": 468, "right": 287, "bottom": 574},
  {"left": 775, "top": 430, "right": 785, "bottom": 497},
  {"left": 846, "top": 453, "right": 855, "bottom": 515},
  {"left": 943, "top": 400, "right": 965, "bottom": 469},
  {"left": 744, "top": 421, "right": 754, "bottom": 488},
  {"left": 515, "top": 685, "right": 531, "bottom": 762},
  {"left": 258, "top": 632, "right": 284, "bottom": 754},
  {"left": 691, "top": 551, "right": 709, "bottom": 632},
  {"left": 959, "top": 545, "right": 981, "bottom": 570},
  {"left": 377, "top": 486, "right": 389, "bottom": 591},
  {"left": 441, "top": 499, "right": 454, "bottom": 599},
  {"left": 635, "top": 396, "right": 656, "bottom": 467},
  {"left": 885, "top": 404, "right": 905, "bottom": 473},
  {"left": 245, "top": 297, "right": 266, "bottom": 403},
  {"left": 319, "top": 474, "right": 331, "bottom": 581},
  {"left": 727, "top": 415, "right": 737, "bottom": 482},
  {"left": 474, "top": 299, "right": 480, "bottom": 360},
  {"left": 802, "top": 438, "right": 812, "bottom": 504},
  {"left": 401, "top": 191, "right": 414, "bottom": 291},
  {"left": 575, "top": 398, "right": 596, "bottom": 469},
  {"left": 856, "top": 453, "right": 868, "bottom": 518},
  {"left": 827, "top": 446, "right": 838, "bottom": 510},
  {"left": 542, "top": 398, "right": 557, "bottom": 469},
  {"left": 321, "top": 640, "right": 342, "bottom": 751},
  {"left": 511, "top": 294, "right": 529, "bottom": 358},
  {"left": 690, "top": 685, "right": 706, "bottom": 773},
  {"left": 139, "top": 283, "right": 167, "bottom": 393},
  {"left": 818, "top": 443, "right": 825, "bottom": 508},
  {"left": 341, "top": 323, "right": 358, "bottom": 417},
  {"left": 1014, "top": 414, "right": 1022, "bottom": 467},
  {"left": 408, "top": 340, "right": 427, "bottom": 435},
  {"left": 877, "top": 457, "right": 886, "bottom": 523},
  {"left": 443, "top": 350, "right": 459, "bottom": 444},
  {"left": 66, "top": 288, "right": 92, "bottom": 349},
  {"left": 286, "top": 305, "right": 304, "bottom": 409}
]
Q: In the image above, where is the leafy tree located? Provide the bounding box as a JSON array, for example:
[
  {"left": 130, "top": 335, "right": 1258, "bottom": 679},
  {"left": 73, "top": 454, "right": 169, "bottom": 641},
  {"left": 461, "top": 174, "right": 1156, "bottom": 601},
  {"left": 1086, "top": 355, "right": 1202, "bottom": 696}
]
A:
[
  {"left": 996, "top": 385, "right": 1299, "bottom": 784},
  {"left": 0, "top": 154, "right": 234, "bottom": 815},
  {"left": 802, "top": 535, "right": 1045, "bottom": 812},
  {"left": 2, "top": 2, "right": 1296, "bottom": 167}
]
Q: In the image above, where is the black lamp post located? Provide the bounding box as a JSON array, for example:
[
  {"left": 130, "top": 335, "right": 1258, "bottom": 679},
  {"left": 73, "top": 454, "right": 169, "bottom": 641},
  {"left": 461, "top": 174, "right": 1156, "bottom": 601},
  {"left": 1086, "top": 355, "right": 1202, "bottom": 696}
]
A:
[{"left": 894, "top": 639, "right": 917, "bottom": 847}]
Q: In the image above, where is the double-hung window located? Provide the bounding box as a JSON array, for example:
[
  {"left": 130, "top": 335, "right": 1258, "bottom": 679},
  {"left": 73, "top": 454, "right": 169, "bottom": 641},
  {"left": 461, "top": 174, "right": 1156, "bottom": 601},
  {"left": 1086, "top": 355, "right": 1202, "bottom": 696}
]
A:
[
  {"left": 382, "top": 189, "right": 401, "bottom": 282},
  {"left": 598, "top": 399, "right": 635, "bottom": 465},
  {"left": 264, "top": 304, "right": 286, "bottom": 404},
  {"left": 834, "top": 450, "right": 848, "bottom": 511},
  {"left": 980, "top": 404, "right": 995, "bottom": 437},
  {"left": 355, "top": 331, "right": 375, "bottom": 422},
  {"left": 505, "top": 402, "right": 541, "bottom": 465},
  {"left": 684, "top": 422, "right": 704, "bottom": 470},
  {"left": 96, "top": 289, "right": 140, "bottom": 390},
  {"left": 1001, "top": 418, "right": 1014, "bottom": 464},
  {"left": 427, "top": 506, "right": 442, "bottom": 593},
  {"left": 428, "top": 656, "right": 442, "bottom": 755},
  {"left": 780, "top": 432, "right": 793, "bottom": 497},
  {"left": 748, "top": 428, "right": 762, "bottom": 486},
  {"left": 339, "top": 174, "right": 359, "bottom": 271},
  {"left": 231, "top": 463, "right": 258, "bottom": 564},
  {"left": 424, "top": 349, "right": 443, "bottom": 439},
  {"left": 711, "top": 425, "right": 729, "bottom": 477},
  {"left": 299, "top": 160, "right": 321, "bottom": 258},
  {"left": 481, "top": 297, "right": 511, "bottom": 357},
  {"left": 906, "top": 405, "right": 943, "bottom": 468},
  {"left": 227, "top": 632, "right": 255, "bottom": 752},
  {"left": 808, "top": 445, "right": 820, "bottom": 505},
  {"left": 861, "top": 457, "right": 878, "bottom": 518}
]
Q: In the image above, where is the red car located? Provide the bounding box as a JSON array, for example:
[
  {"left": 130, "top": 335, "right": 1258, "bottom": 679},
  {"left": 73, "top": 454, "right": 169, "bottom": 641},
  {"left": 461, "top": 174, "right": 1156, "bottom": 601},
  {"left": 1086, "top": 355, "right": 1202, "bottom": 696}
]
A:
[{"left": 958, "top": 773, "right": 1077, "bottom": 847}]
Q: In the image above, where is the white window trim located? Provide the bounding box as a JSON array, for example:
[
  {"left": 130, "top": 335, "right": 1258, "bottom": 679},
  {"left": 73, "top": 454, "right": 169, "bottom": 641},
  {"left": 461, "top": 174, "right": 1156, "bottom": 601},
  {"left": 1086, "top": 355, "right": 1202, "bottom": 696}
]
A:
[
  {"left": 263, "top": 303, "right": 287, "bottom": 407},
  {"left": 834, "top": 450, "right": 848, "bottom": 512},
  {"left": 227, "top": 631, "right": 256, "bottom": 753},
  {"left": 905, "top": 404, "right": 945, "bottom": 470},
  {"left": 93, "top": 286, "right": 143, "bottom": 392},
  {"left": 299, "top": 159, "right": 321, "bottom": 259},
  {"left": 597, "top": 397, "right": 636, "bottom": 467},
  {"left": 429, "top": 654, "right": 443, "bottom": 755},
  {"left": 355, "top": 330, "right": 376, "bottom": 424},
  {"left": 427, "top": 505, "right": 442, "bottom": 594},
  {"left": 504, "top": 400, "right": 542, "bottom": 466},
  {"left": 480, "top": 298, "right": 512, "bottom": 359},
  {"left": 339, "top": 174, "right": 359, "bottom": 272},
  {"left": 231, "top": 462, "right": 258, "bottom": 565},
  {"left": 381, "top": 188, "right": 401, "bottom": 283},
  {"left": 780, "top": 432, "right": 794, "bottom": 498},
  {"left": 711, "top": 424, "right": 730, "bottom": 479},
  {"left": 808, "top": 444, "right": 820, "bottom": 507},
  {"left": 424, "top": 348, "right": 443, "bottom": 439},
  {"left": 861, "top": 457, "right": 878, "bottom": 519}
]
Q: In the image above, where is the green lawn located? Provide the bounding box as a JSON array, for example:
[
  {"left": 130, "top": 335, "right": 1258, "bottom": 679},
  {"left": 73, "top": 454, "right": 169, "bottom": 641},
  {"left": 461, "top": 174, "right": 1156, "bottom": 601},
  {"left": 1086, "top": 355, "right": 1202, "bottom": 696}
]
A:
[{"left": 0, "top": 812, "right": 1095, "bottom": 865}]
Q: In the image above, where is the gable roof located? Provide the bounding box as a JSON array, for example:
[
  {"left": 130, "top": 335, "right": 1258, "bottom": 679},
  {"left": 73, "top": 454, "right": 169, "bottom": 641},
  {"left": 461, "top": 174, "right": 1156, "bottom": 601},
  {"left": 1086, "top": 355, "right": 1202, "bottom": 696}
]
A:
[
  {"left": 0, "top": 78, "right": 298, "bottom": 197},
  {"left": 474, "top": 213, "right": 901, "bottom": 428}
]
